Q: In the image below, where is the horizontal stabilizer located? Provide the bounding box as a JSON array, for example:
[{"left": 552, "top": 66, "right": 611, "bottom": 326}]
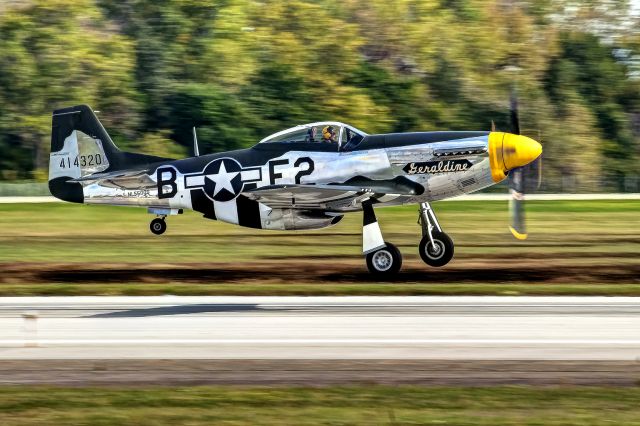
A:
[
  {"left": 69, "top": 169, "right": 150, "bottom": 183},
  {"left": 69, "top": 168, "right": 155, "bottom": 190}
]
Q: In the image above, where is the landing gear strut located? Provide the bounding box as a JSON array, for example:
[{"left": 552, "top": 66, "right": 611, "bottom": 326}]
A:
[
  {"left": 360, "top": 201, "right": 453, "bottom": 275},
  {"left": 147, "top": 208, "right": 183, "bottom": 235},
  {"left": 362, "top": 200, "right": 402, "bottom": 275},
  {"left": 418, "top": 202, "right": 454, "bottom": 267},
  {"left": 150, "top": 217, "right": 167, "bottom": 235}
]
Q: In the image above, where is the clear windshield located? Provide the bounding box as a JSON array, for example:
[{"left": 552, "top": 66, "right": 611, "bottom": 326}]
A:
[
  {"left": 341, "top": 127, "right": 365, "bottom": 151},
  {"left": 262, "top": 125, "right": 341, "bottom": 145},
  {"left": 265, "top": 128, "right": 319, "bottom": 143},
  {"left": 260, "top": 123, "right": 367, "bottom": 149}
]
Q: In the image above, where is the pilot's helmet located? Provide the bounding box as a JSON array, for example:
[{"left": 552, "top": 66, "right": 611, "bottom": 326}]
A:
[{"left": 322, "top": 126, "right": 336, "bottom": 142}]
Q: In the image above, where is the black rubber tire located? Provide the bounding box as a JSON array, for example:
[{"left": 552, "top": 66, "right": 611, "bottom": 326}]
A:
[
  {"left": 150, "top": 218, "right": 167, "bottom": 235},
  {"left": 366, "top": 242, "right": 402, "bottom": 275},
  {"left": 419, "top": 231, "right": 454, "bottom": 267}
]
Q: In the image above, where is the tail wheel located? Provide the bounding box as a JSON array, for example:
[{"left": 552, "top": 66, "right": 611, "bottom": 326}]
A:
[
  {"left": 150, "top": 218, "right": 167, "bottom": 235},
  {"left": 419, "top": 231, "right": 454, "bottom": 267},
  {"left": 366, "top": 242, "right": 402, "bottom": 275}
]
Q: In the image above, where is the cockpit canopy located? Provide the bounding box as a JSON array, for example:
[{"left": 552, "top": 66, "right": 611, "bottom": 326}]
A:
[{"left": 258, "top": 122, "right": 368, "bottom": 151}]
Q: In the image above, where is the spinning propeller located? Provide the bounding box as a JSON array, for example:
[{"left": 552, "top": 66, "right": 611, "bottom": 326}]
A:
[
  {"left": 507, "top": 91, "right": 542, "bottom": 240},
  {"left": 487, "top": 91, "right": 543, "bottom": 240}
]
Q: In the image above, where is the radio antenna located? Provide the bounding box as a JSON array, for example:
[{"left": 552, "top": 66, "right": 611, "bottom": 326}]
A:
[{"left": 192, "top": 127, "right": 200, "bottom": 157}]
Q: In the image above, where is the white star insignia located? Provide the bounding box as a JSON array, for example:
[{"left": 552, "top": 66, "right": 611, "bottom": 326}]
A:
[{"left": 205, "top": 161, "right": 239, "bottom": 196}]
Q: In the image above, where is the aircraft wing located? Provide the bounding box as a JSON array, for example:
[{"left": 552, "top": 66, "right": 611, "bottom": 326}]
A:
[
  {"left": 69, "top": 169, "right": 155, "bottom": 190},
  {"left": 243, "top": 183, "right": 405, "bottom": 210}
]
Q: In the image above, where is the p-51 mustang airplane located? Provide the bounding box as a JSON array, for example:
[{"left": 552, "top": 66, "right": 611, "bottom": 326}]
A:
[{"left": 48, "top": 103, "right": 541, "bottom": 275}]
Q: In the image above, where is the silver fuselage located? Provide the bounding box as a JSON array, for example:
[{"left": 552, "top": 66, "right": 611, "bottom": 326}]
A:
[{"left": 79, "top": 135, "right": 494, "bottom": 230}]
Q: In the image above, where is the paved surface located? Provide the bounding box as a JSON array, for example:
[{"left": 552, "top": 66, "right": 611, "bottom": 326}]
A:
[
  {"left": 1, "top": 296, "right": 639, "bottom": 385},
  {"left": 1, "top": 296, "right": 639, "bottom": 360},
  {"left": 1, "top": 359, "right": 638, "bottom": 386}
]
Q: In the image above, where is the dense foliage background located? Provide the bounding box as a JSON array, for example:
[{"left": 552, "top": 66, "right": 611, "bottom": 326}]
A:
[{"left": 0, "top": 0, "right": 639, "bottom": 191}]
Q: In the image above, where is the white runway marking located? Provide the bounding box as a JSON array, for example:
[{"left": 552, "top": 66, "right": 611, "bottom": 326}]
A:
[{"left": 1, "top": 296, "right": 639, "bottom": 360}]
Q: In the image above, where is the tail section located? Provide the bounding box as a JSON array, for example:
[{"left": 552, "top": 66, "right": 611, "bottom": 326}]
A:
[{"left": 48, "top": 105, "right": 169, "bottom": 203}]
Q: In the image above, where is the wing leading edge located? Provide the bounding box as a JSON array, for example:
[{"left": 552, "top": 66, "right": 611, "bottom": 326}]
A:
[{"left": 243, "top": 183, "right": 409, "bottom": 211}]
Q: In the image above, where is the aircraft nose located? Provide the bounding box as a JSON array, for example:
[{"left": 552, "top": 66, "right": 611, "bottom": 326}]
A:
[
  {"left": 488, "top": 132, "right": 542, "bottom": 182},
  {"left": 501, "top": 133, "right": 542, "bottom": 170}
]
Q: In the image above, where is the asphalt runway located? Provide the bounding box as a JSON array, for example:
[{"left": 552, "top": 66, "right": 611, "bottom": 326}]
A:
[{"left": 1, "top": 296, "right": 639, "bottom": 385}]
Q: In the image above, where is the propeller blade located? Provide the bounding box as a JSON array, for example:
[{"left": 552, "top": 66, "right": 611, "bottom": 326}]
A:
[
  {"left": 534, "top": 130, "right": 543, "bottom": 190},
  {"left": 509, "top": 90, "right": 520, "bottom": 135},
  {"left": 530, "top": 156, "right": 542, "bottom": 191},
  {"left": 508, "top": 167, "right": 527, "bottom": 240},
  {"left": 508, "top": 88, "right": 527, "bottom": 239},
  {"left": 491, "top": 120, "right": 496, "bottom": 132}
]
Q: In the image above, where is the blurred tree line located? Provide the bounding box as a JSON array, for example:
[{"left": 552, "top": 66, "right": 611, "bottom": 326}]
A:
[{"left": 0, "top": 0, "right": 639, "bottom": 191}]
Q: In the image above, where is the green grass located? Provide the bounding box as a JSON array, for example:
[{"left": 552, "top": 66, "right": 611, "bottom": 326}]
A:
[
  {"left": 1, "top": 200, "right": 639, "bottom": 295},
  {"left": 0, "top": 200, "right": 638, "bottom": 262},
  {"left": 0, "top": 385, "right": 639, "bottom": 425}
]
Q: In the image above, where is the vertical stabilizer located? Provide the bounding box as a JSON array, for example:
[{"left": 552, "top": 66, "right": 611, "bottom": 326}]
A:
[{"left": 48, "top": 105, "right": 170, "bottom": 203}]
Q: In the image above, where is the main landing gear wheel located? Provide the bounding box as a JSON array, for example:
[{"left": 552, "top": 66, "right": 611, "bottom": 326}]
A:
[
  {"left": 417, "top": 202, "right": 454, "bottom": 267},
  {"left": 366, "top": 242, "right": 402, "bottom": 276},
  {"left": 150, "top": 218, "right": 167, "bottom": 235},
  {"left": 419, "top": 231, "right": 454, "bottom": 267}
]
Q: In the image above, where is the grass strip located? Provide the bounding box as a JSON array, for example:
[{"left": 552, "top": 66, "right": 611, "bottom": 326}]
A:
[{"left": 0, "top": 385, "right": 639, "bottom": 425}]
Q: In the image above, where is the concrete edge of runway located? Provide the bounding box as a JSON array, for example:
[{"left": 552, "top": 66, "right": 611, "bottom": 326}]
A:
[{"left": 0, "top": 359, "right": 639, "bottom": 387}]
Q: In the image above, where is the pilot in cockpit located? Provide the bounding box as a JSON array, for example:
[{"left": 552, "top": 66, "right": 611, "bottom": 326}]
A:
[
  {"left": 322, "top": 126, "right": 337, "bottom": 144},
  {"left": 306, "top": 126, "right": 318, "bottom": 143}
]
